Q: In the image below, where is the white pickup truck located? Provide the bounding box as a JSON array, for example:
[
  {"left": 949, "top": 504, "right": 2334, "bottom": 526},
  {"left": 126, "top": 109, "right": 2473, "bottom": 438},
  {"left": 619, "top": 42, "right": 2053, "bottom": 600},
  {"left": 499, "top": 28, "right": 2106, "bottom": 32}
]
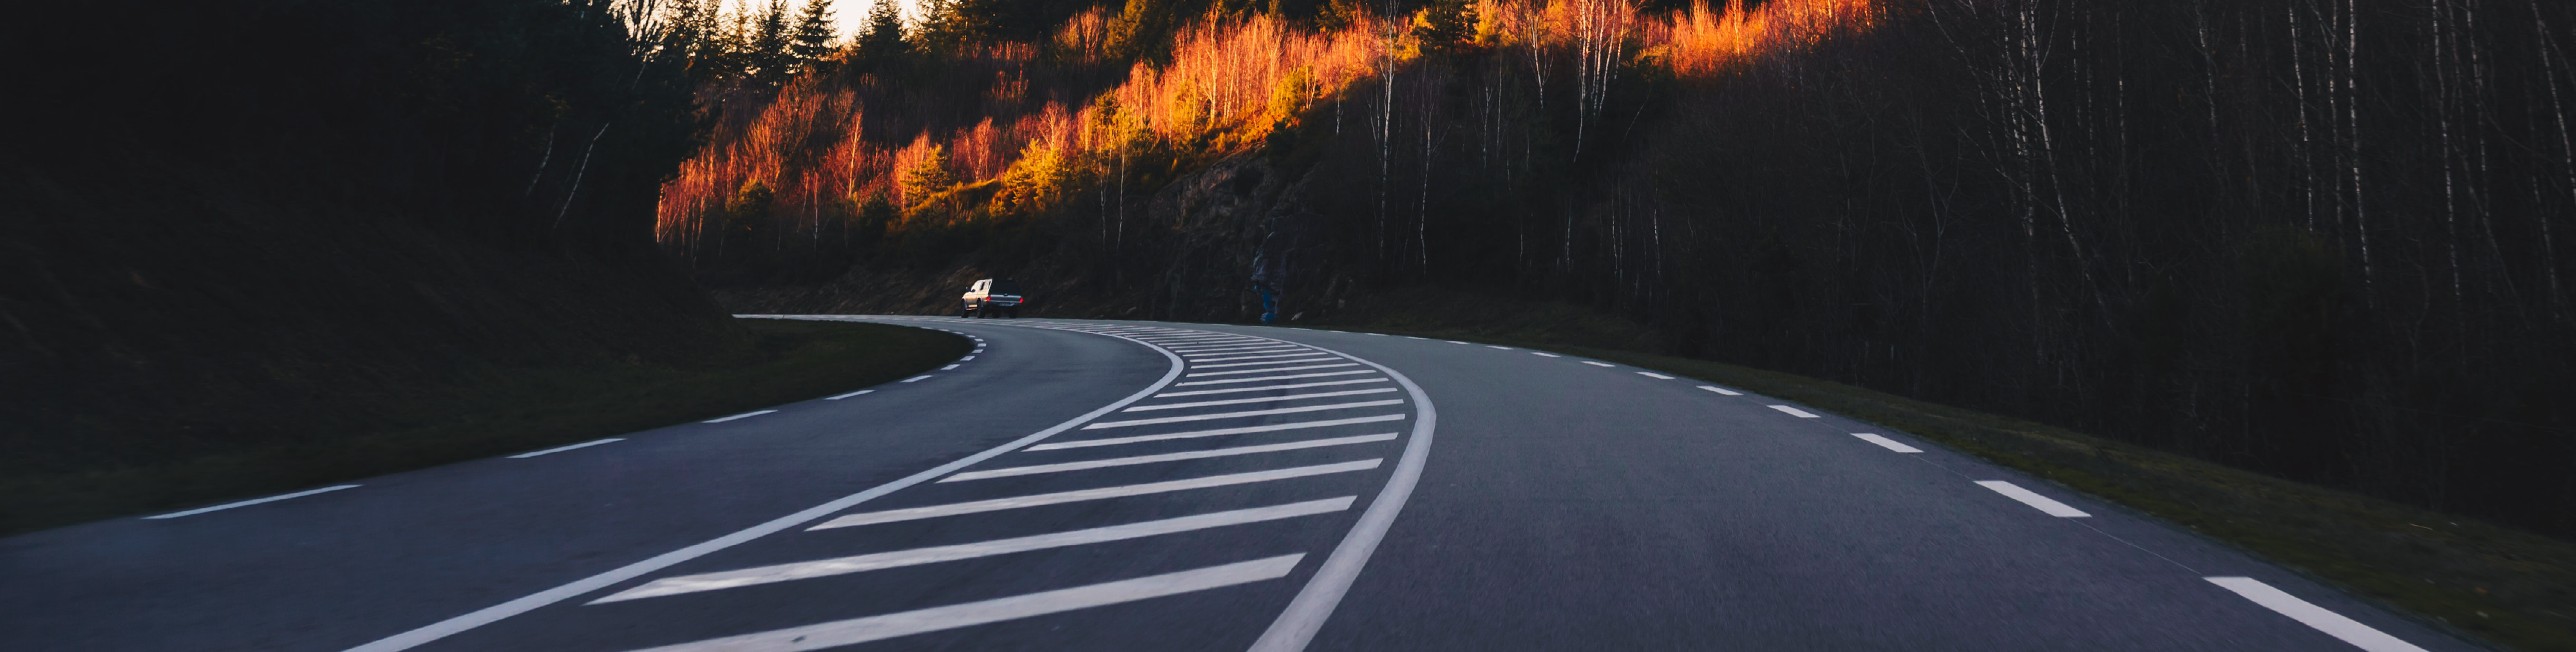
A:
[{"left": 958, "top": 278, "right": 1025, "bottom": 318}]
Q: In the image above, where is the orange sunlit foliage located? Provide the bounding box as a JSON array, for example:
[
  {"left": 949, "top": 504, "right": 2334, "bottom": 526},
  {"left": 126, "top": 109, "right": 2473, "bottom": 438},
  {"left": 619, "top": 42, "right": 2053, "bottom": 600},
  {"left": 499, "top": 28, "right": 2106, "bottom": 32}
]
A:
[{"left": 653, "top": 0, "right": 1878, "bottom": 247}]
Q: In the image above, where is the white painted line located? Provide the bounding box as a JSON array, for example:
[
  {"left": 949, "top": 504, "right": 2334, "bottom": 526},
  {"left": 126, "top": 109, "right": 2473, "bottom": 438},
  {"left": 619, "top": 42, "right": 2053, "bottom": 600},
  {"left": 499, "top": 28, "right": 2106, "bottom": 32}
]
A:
[
  {"left": 1637, "top": 372, "right": 1675, "bottom": 379},
  {"left": 1031, "top": 414, "right": 1409, "bottom": 450},
  {"left": 1186, "top": 351, "right": 1324, "bottom": 363},
  {"left": 900, "top": 375, "right": 933, "bottom": 383},
  {"left": 1188, "top": 356, "right": 1339, "bottom": 369},
  {"left": 1697, "top": 385, "right": 1742, "bottom": 396},
  {"left": 961, "top": 356, "right": 976, "bottom": 361},
  {"left": 2204, "top": 577, "right": 2427, "bottom": 652},
  {"left": 1126, "top": 388, "right": 1399, "bottom": 412},
  {"left": 1850, "top": 433, "right": 1922, "bottom": 453},
  {"left": 1445, "top": 340, "right": 1469, "bottom": 345},
  {"left": 945, "top": 434, "right": 1397, "bottom": 482},
  {"left": 1581, "top": 361, "right": 1615, "bottom": 367},
  {"left": 1366, "top": 332, "right": 1388, "bottom": 336},
  {"left": 811, "top": 460, "right": 1383, "bottom": 529},
  {"left": 940, "top": 364, "right": 961, "bottom": 370},
  {"left": 507, "top": 439, "right": 625, "bottom": 459},
  {"left": 1177, "top": 345, "right": 1304, "bottom": 354},
  {"left": 1530, "top": 352, "right": 1561, "bottom": 358},
  {"left": 1768, "top": 405, "right": 1820, "bottom": 418},
  {"left": 1084, "top": 400, "right": 1405, "bottom": 430},
  {"left": 594, "top": 499, "right": 1353, "bottom": 603},
  {"left": 1485, "top": 345, "right": 1511, "bottom": 350},
  {"left": 143, "top": 484, "right": 361, "bottom": 519},
  {"left": 1172, "top": 370, "right": 1379, "bottom": 387},
  {"left": 1185, "top": 363, "right": 1360, "bottom": 378},
  {"left": 1157, "top": 378, "right": 1390, "bottom": 398},
  {"left": 342, "top": 327, "right": 1191, "bottom": 652},
  {"left": 824, "top": 389, "right": 875, "bottom": 400},
  {"left": 629, "top": 555, "right": 1306, "bottom": 652},
  {"left": 1140, "top": 336, "right": 1255, "bottom": 345},
  {"left": 1251, "top": 338, "right": 1441, "bottom": 652},
  {"left": 703, "top": 410, "right": 777, "bottom": 423},
  {"left": 1975, "top": 481, "right": 2092, "bottom": 517}
]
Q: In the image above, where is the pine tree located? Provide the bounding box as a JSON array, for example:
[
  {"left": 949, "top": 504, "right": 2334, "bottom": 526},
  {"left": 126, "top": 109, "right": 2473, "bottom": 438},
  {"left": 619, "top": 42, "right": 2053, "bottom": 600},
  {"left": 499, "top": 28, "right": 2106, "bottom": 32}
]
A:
[
  {"left": 853, "top": 0, "right": 911, "bottom": 73},
  {"left": 787, "top": 0, "right": 837, "bottom": 72},
  {"left": 749, "top": 0, "right": 791, "bottom": 84}
]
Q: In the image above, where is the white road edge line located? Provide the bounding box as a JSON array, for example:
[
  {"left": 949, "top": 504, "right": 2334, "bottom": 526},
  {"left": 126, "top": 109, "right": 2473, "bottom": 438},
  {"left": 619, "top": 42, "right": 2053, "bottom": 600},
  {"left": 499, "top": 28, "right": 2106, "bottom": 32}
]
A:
[
  {"left": 703, "top": 410, "right": 777, "bottom": 423},
  {"left": 943, "top": 434, "right": 1399, "bottom": 482},
  {"left": 1697, "top": 385, "right": 1742, "bottom": 396},
  {"left": 507, "top": 439, "right": 625, "bottom": 459},
  {"left": 1850, "top": 433, "right": 1922, "bottom": 454},
  {"left": 592, "top": 499, "right": 1355, "bottom": 603},
  {"left": 1581, "top": 361, "right": 1615, "bottom": 367},
  {"left": 341, "top": 321, "right": 1189, "bottom": 652},
  {"left": 1030, "top": 414, "right": 1408, "bottom": 450},
  {"left": 142, "top": 484, "right": 361, "bottom": 519},
  {"left": 1249, "top": 338, "right": 1439, "bottom": 652},
  {"left": 1637, "top": 372, "right": 1675, "bottom": 379},
  {"left": 1768, "top": 405, "right": 1820, "bottom": 418},
  {"left": 1975, "top": 481, "right": 2092, "bottom": 517},
  {"left": 824, "top": 389, "right": 875, "bottom": 400},
  {"left": 812, "top": 460, "right": 1385, "bottom": 528},
  {"left": 1124, "top": 388, "right": 1399, "bottom": 412},
  {"left": 626, "top": 555, "right": 1307, "bottom": 652},
  {"left": 2204, "top": 577, "right": 2427, "bottom": 652}
]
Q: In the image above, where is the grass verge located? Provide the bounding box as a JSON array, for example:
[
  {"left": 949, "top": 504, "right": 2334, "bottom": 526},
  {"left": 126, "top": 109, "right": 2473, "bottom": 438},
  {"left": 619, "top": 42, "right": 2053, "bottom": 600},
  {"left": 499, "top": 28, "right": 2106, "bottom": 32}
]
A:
[
  {"left": 2, "top": 318, "right": 965, "bottom": 536},
  {"left": 1308, "top": 291, "right": 2574, "bottom": 651}
]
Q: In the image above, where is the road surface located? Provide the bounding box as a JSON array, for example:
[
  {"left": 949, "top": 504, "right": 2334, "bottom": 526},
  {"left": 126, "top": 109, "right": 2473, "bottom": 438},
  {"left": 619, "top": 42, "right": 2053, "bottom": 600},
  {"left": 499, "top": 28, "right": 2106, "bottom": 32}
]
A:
[{"left": 0, "top": 317, "right": 2477, "bottom": 651}]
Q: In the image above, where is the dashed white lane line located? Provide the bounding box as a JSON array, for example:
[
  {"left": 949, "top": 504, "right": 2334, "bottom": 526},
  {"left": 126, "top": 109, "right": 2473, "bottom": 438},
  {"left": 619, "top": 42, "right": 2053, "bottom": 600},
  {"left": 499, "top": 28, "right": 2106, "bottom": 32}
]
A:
[
  {"left": 1189, "top": 356, "right": 1338, "bottom": 369},
  {"left": 1637, "top": 372, "right": 1675, "bottom": 379},
  {"left": 628, "top": 555, "right": 1305, "bottom": 652},
  {"left": 593, "top": 499, "right": 1356, "bottom": 603},
  {"left": 507, "top": 438, "right": 625, "bottom": 459},
  {"left": 1485, "top": 345, "right": 1512, "bottom": 350},
  {"left": 1155, "top": 378, "right": 1388, "bottom": 398},
  {"left": 1444, "top": 340, "right": 1470, "bottom": 345},
  {"left": 1030, "top": 414, "right": 1409, "bottom": 450},
  {"left": 1184, "top": 363, "right": 1361, "bottom": 378},
  {"left": 1851, "top": 433, "right": 1923, "bottom": 453},
  {"left": 1697, "top": 385, "right": 1742, "bottom": 396},
  {"left": 824, "top": 389, "right": 875, "bottom": 400},
  {"left": 900, "top": 375, "right": 933, "bottom": 383},
  {"left": 1125, "top": 388, "right": 1399, "bottom": 412},
  {"left": 961, "top": 356, "right": 976, "bottom": 361},
  {"left": 1975, "top": 481, "right": 2092, "bottom": 517},
  {"left": 1768, "top": 405, "right": 1820, "bottom": 418},
  {"left": 943, "top": 434, "right": 1399, "bottom": 482},
  {"left": 1530, "top": 352, "right": 1561, "bottom": 358},
  {"left": 2204, "top": 577, "right": 2428, "bottom": 652},
  {"left": 810, "top": 460, "right": 1384, "bottom": 529},
  {"left": 704, "top": 410, "right": 778, "bottom": 423},
  {"left": 142, "top": 484, "right": 361, "bottom": 519},
  {"left": 1083, "top": 399, "right": 1405, "bottom": 429},
  {"left": 941, "top": 364, "right": 962, "bottom": 370},
  {"left": 1581, "top": 361, "right": 1615, "bottom": 367}
]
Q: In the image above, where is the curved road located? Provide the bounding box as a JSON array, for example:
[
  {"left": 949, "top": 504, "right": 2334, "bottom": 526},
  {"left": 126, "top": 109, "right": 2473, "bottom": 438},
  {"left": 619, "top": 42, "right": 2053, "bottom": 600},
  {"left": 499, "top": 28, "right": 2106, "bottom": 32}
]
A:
[{"left": 0, "top": 317, "right": 2475, "bottom": 651}]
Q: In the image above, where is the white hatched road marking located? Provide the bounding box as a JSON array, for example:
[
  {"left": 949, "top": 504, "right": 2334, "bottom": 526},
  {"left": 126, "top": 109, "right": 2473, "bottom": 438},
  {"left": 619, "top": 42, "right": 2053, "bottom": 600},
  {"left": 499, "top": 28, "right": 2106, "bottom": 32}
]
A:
[
  {"left": 703, "top": 410, "right": 776, "bottom": 423},
  {"left": 1851, "top": 433, "right": 1923, "bottom": 453},
  {"left": 1124, "top": 388, "right": 1398, "bottom": 412},
  {"left": 1188, "top": 356, "right": 1340, "bottom": 369},
  {"left": 142, "top": 484, "right": 361, "bottom": 519},
  {"left": 1768, "top": 405, "right": 1820, "bottom": 418},
  {"left": 1185, "top": 363, "right": 1361, "bottom": 378},
  {"left": 508, "top": 439, "right": 624, "bottom": 459},
  {"left": 592, "top": 499, "right": 1354, "bottom": 603},
  {"left": 1975, "top": 481, "right": 2092, "bottom": 517},
  {"left": 1187, "top": 351, "right": 1326, "bottom": 362},
  {"left": 942, "top": 434, "right": 1399, "bottom": 482},
  {"left": 1155, "top": 378, "right": 1390, "bottom": 398},
  {"left": 1082, "top": 400, "right": 1405, "bottom": 430},
  {"left": 627, "top": 555, "right": 1307, "bottom": 652},
  {"left": 1172, "top": 343, "right": 1302, "bottom": 353},
  {"left": 808, "top": 460, "right": 1383, "bottom": 530},
  {"left": 1175, "top": 370, "right": 1379, "bottom": 386},
  {"left": 2204, "top": 577, "right": 2427, "bottom": 652},
  {"left": 1697, "top": 385, "right": 1743, "bottom": 396},
  {"left": 1030, "top": 414, "right": 1410, "bottom": 450}
]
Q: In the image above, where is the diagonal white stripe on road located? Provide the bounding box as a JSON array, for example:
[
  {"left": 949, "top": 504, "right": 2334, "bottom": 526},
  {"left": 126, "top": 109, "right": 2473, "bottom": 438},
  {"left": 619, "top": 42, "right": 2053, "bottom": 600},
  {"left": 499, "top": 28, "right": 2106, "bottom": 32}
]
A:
[
  {"left": 2204, "top": 577, "right": 2427, "bottom": 652},
  {"left": 592, "top": 499, "right": 1354, "bottom": 603},
  {"left": 1184, "top": 363, "right": 1360, "bottom": 378},
  {"left": 1185, "top": 352, "right": 1326, "bottom": 363},
  {"left": 943, "top": 434, "right": 1398, "bottom": 482},
  {"left": 1029, "top": 414, "right": 1410, "bottom": 450},
  {"left": 142, "top": 484, "right": 361, "bottom": 519},
  {"left": 1174, "top": 370, "right": 1378, "bottom": 386},
  {"left": 1975, "top": 481, "right": 2092, "bottom": 517},
  {"left": 1155, "top": 378, "right": 1390, "bottom": 398},
  {"left": 627, "top": 555, "right": 1307, "bottom": 652},
  {"left": 1187, "top": 356, "right": 1340, "bottom": 369},
  {"left": 1124, "top": 388, "right": 1397, "bottom": 412},
  {"left": 1082, "top": 400, "right": 1405, "bottom": 430},
  {"left": 1851, "top": 433, "right": 1922, "bottom": 453},
  {"left": 808, "top": 460, "right": 1384, "bottom": 530},
  {"left": 507, "top": 439, "right": 624, "bottom": 459}
]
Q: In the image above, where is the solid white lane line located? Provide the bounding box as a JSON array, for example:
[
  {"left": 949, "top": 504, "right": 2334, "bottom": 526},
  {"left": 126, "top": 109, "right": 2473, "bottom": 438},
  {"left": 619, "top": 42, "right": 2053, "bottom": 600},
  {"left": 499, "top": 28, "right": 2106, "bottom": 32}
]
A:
[
  {"left": 1186, "top": 363, "right": 1360, "bottom": 378},
  {"left": 2204, "top": 577, "right": 2427, "bottom": 652},
  {"left": 1173, "top": 370, "right": 1379, "bottom": 387},
  {"left": 1250, "top": 339, "right": 1440, "bottom": 652},
  {"left": 900, "top": 375, "right": 933, "bottom": 383},
  {"left": 1768, "top": 405, "right": 1820, "bottom": 418},
  {"left": 1126, "top": 388, "right": 1398, "bottom": 412},
  {"left": 1975, "top": 481, "right": 2092, "bottom": 517},
  {"left": 343, "top": 326, "right": 1192, "bottom": 652},
  {"left": 1697, "top": 385, "right": 1742, "bottom": 396},
  {"left": 1187, "top": 356, "right": 1338, "bottom": 369},
  {"left": 1530, "top": 352, "right": 1560, "bottom": 358},
  {"left": 1155, "top": 378, "right": 1390, "bottom": 398},
  {"left": 594, "top": 499, "right": 1354, "bottom": 603},
  {"left": 941, "top": 364, "right": 961, "bottom": 370},
  {"left": 143, "top": 484, "right": 361, "bottom": 519},
  {"left": 810, "top": 460, "right": 1384, "bottom": 530},
  {"left": 508, "top": 439, "right": 625, "bottom": 459},
  {"left": 1581, "top": 361, "right": 1615, "bottom": 367},
  {"left": 1186, "top": 351, "right": 1324, "bottom": 363},
  {"left": 943, "top": 434, "right": 1398, "bottom": 482},
  {"left": 1030, "top": 414, "right": 1410, "bottom": 450},
  {"left": 1851, "top": 433, "right": 1923, "bottom": 453},
  {"left": 627, "top": 555, "right": 1307, "bottom": 652},
  {"left": 826, "top": 389, "right": 876, "bottom": 400},
  {"left": 1083, "top": 400, "right": 1406, "bottom": 430},
  {"left": 704, "top": 410, "right": 777, "bottom": 423},
  {"left": 1637, "top": 372, "right": 1675, "bottom": 379}
]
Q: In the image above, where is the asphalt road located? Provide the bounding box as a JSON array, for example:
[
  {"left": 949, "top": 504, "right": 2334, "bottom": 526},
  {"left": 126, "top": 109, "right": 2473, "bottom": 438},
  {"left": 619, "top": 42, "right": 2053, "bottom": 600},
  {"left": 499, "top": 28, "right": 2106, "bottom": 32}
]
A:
[{"left": 0, "top": 317, "right": 2481, "bottom": 651}]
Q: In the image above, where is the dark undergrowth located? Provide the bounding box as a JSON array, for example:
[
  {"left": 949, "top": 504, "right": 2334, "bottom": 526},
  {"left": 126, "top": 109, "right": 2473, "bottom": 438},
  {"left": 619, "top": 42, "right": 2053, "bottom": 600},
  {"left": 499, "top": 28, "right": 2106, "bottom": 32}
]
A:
[
  {"left": 1308, "top": 288, "right": 2576, "bottom": 651},
  {"left": 1, "top": 319, "right": 964, "bottom": 536}
]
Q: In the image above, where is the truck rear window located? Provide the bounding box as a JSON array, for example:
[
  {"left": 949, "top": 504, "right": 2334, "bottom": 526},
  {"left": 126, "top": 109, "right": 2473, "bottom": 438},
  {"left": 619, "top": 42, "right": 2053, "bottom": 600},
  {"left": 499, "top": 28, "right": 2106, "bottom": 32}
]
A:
[{"left": 990, "top": 281, "right": 1023, "bottom": 294}]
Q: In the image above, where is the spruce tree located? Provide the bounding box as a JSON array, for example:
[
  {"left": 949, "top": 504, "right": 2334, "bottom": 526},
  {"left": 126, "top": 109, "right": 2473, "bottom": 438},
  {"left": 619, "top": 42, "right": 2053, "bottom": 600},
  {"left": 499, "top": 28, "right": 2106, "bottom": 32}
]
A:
[
  {"left": 750, "top": 0, "right": 791, "bottom": 84},
  {"left": 853, "top": 0, "right": 911, "bottom": 74},
  {"left": 787, "top": 0, "right": 837, "bottom": 72}
]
